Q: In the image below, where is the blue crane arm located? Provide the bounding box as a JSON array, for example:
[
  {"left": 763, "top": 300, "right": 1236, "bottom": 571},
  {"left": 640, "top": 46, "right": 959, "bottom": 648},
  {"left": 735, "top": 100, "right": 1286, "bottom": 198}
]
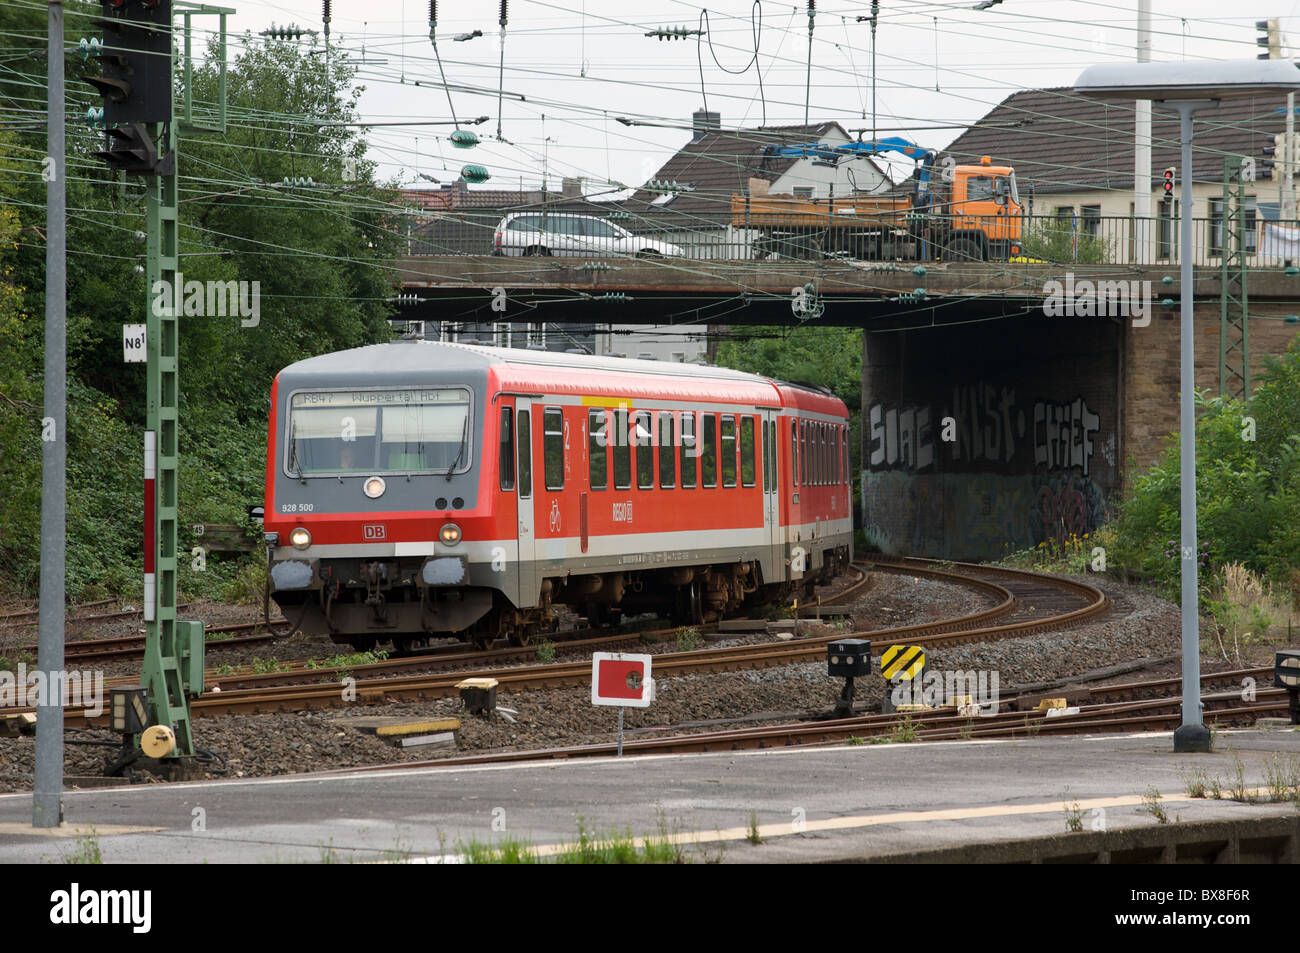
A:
[{"left": 763, "top": 136, "right": 938, "bottom": 208}]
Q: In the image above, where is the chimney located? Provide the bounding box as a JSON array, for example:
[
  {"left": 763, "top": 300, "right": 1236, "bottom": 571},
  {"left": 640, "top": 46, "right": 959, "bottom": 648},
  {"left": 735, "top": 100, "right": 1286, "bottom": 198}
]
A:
[
  {"left": 561, "top": 176, "right": 582, "bottom": 198},
  {"left": 748, "top": 177, "right": 771, "bottom": 196},
  {"left": 692, "top": 109, "right": 720, "bottom": 142}
]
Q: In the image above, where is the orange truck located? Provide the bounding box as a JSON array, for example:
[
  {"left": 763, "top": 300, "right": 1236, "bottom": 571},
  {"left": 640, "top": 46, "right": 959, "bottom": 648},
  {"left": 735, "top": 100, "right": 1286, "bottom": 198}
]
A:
[{"left": 731, "top": 145, "right": 1024, "bottom": 262}]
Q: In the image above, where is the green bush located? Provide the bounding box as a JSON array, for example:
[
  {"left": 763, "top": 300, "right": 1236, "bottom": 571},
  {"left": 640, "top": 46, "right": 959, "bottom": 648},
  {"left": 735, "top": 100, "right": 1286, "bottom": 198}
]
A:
[{"left": 1109, "top": 339, "right": 1300, "bottom": 599}]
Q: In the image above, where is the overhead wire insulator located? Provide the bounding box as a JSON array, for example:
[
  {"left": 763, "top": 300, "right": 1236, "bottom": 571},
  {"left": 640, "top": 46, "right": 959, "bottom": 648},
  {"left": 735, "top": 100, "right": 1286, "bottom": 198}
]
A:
[
  {"left": 449, "top": 129, "right": 479, "bottom": 149},
  {"left": 461, "top": 165, "right": 491, "bottom": 183},
  {"left": 77, "top": 37, "right": 102, "bottom": 59},
  {"left": 85, "top": 107, "right": 104, "bottom": 128}
]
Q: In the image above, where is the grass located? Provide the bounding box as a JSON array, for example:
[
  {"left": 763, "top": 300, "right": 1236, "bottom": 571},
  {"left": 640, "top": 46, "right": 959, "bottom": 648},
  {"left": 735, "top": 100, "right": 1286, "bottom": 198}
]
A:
[
  {"left": 1141, "top": 786, "right": 1170, "bottom": 824},
  {"left": 746, "top": 811, "right": 762, "bottom": 846},
  {"left": 1062, "top": 787, "right": 1084, "bottom": 833},
  {"left": 304, "top": 649, "right": 388, "bottom": 671},
  {"left": 460, "top": 815, "right": 693, "bottom": 864},
  {"left": 249, "top": 656, "right": 290, "bottom": 675},
  {"left": 1180, "top": 766, "right": 1209, "bottom": 799},
  {"left": 675, "top": 627, "right": 701, "bottom": 652},
  {"left": 889, "top": 712, "right": 918, "bottom": 743},
  {"left": 535, "top": 639, "right": 556, "bottom": 664},
  {"left": 62, "top": 828, "right": 103, "bottom": 864}
]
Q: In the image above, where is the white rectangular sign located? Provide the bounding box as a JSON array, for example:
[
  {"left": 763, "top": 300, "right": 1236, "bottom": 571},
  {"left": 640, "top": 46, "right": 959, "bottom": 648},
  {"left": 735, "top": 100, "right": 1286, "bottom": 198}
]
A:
[
  {"left": 123, "top": 324, "right": 147, "bottom": 363},
  {"left": 591, "top": 652, "right": 654, "bottom": 708}
]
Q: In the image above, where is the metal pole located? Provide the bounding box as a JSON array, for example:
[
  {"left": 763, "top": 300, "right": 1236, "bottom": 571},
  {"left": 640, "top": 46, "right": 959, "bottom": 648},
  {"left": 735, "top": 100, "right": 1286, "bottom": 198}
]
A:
[
  {"left": 804, "top": 0, "right": 814, "bottom": 128},
  {"left": 1173, "top": 100, "right": 1212, "bottom": 753},
  {"left": 1286, "top": 92, "right": 1295, "bottom": 221},
  {"left": 34, "top": 0, "right": 66, "bottom": 828},
  {"left": 1133, "top": 0, "right": 1152, "bottom": 263},
  {"left": 617, "top": 707, "right": 624, "bottom": 756}
]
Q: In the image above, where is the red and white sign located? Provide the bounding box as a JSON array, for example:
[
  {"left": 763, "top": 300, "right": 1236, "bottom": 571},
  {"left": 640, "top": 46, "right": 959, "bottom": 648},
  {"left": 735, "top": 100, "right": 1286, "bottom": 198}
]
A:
[{"left": 591, "top": 652, "right": 653, "bottom": 708}]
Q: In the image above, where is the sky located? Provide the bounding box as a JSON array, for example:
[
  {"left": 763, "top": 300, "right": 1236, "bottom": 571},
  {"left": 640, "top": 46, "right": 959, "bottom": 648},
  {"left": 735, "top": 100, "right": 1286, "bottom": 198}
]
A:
[{"left": 181, "top": 0, "right": 1300, "bottom": 193}]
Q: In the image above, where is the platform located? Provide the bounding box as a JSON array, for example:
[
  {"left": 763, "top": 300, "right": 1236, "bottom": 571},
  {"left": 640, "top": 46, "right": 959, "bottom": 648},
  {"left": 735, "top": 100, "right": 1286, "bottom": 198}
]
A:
[{"left": 1, "top": 728, "right": 1297, "bottom": 863}]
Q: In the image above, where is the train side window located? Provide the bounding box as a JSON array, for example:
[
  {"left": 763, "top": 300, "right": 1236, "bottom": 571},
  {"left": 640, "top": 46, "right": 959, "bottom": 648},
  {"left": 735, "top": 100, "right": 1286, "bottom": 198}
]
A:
[
  {"left": 740, "top": 416, "right": 755, "bottom": 488},
  {"left": 760, "top": 420, "right": 769, "bottom": 491},
  {"left": 701, "top": 414, "right": 717, "bottom": 488},
  {"left": 517, "top": 409, "right": 531, "bottom": 498},
  {"left": 589, "top": 409, "right": 607, "bottom": 491},
  {"left": 658, "top": 412, "right": 675, "bottom": 489},
  {"left": 790, "top": 419, "right": 798, "bottom": 488},
  {"left": 499, "top": 407, "right": 515, "bottom": 491},
  {"left": 720, "top": 415, "right": 737, "bottom": 488},
  {"left": 634, "top": 411, "right": 654, "bottom": 490},
  {"left": 843, "top": 427, "right": 849, "bottom": 484},
  {"left": 800, "top": 420, "right": 808, "bottom": 486},
  {"left": 543, "top": 407, "right": 564, "bottom": 491},
  {"left": 680, "top": 413, "right": 697, "bottom": 488},
  {"left": 613, "top": 409, "right": 631, "bottom": 490}
]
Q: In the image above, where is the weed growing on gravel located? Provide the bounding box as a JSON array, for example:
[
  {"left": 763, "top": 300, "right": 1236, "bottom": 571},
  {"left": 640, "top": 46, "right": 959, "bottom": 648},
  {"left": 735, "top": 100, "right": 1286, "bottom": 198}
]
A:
[
  {"left": 746, "top": 811, "right": 762, "bottom": 845},
  {"left": 554, "top": 818, "right": 681, "bottom": 864},
  {"left": 1228, "top": 752, "right": 1254, "bottom": 802},
  {"left": 1062, "top": 788, "right": 1084, "bottom": 833},
  {"left": 318, "top": 840, "right": 342, "bottom": 864},
  {"left": 1180, "top": 766, "right": 1209, "bottom": 798},
  {"left": 535, "top": 639, "right": 556, "bottom": 664},
  {"left": 958, "top": 717, "right": 976, "bottom": 740},
  {"left": 250, "top": 656, "right": 290, "bottom": 675},
  {"left": 1208, "top": 772, "right": 1223, "bottom": 800},
  {"left": 845, "top": 735, "right": 867, "bottom": 745},
  {"left": 1141, "top": 787, "right": 1170, "bottom": 824},
  {"left": 1261, "top": 754, "right": 1300, "bottom": 803},
  {"left": 305, "top": 650, "right": 388, "bottom": 671},
  {"left": 62, "top": 828, "right": 103, "bottom": 864},
  {"left": 379, "top": 840, "right": 415, "bottom": 863},
  {"left": 213, "top": 663, "right": 235, "bottom": 677},
  {"left": 675, "top": 627, "right": 701, "bottom": 652},
  {"left": 1022, "top": 715, "right": 1041, "bottom": 738},
  {"left": 890, "top": 713, "right": 918, "bottom": 743}
]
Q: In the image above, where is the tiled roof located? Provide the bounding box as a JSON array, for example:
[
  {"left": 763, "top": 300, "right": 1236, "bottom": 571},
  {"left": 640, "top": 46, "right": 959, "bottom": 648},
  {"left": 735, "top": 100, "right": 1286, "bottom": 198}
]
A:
[
  {"left": 941, "top": 87, "right": 1290, "bottom": 195},
  {"left": 625, "top": 121, "right": 853, "bottom": 224}
]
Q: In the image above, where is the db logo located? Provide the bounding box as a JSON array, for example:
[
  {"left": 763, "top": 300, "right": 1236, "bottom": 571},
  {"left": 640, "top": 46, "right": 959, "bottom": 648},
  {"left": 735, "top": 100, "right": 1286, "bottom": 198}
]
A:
[
  {"left": 548, "top": 499, "right": 561, "bottom": 532},
  {"left": 363, "top": 524, "right": 386, "bottom": 540}
]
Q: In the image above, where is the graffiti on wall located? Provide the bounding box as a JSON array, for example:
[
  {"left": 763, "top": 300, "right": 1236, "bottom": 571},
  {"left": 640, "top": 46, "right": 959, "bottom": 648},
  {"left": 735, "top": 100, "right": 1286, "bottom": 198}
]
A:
[{"left": 864, "top": 379, "right": 1112, "bottom": 557}]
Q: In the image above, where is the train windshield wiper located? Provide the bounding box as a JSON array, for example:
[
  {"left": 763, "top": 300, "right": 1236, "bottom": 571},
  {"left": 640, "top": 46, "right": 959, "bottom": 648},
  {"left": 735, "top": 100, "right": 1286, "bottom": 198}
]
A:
[
  {"left": 445, "top": 415, "right": 468, "bottom": 482},
  {"left": 289, "top": 426, "right": 306, "bottom": 484}
]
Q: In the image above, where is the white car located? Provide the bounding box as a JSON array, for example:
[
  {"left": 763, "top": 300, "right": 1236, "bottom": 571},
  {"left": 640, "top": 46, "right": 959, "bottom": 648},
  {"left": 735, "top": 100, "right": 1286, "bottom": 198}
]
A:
[{"left": 494, "top": 212, "right": 683, "bottom": 258}]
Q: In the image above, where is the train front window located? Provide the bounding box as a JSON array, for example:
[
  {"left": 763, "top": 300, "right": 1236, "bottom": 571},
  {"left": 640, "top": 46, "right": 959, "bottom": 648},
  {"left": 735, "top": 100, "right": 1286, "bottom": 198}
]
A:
[{"left": 287, "top": 388, "right": 472, "bottom": 476}]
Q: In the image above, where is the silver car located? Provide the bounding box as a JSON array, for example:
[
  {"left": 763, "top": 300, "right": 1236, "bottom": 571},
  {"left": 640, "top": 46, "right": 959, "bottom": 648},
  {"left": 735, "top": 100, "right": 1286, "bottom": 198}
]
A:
[{"left": 493, "top": 212, "right": 683, "bottom": 258}]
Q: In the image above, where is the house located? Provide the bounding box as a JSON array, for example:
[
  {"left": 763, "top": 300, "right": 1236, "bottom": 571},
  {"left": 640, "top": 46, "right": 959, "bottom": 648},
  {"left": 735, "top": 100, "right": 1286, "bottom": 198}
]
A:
[
  {"left": 940, "top": 88, "right": 1296, "bottom": 263},
  {"left": 622, "top": 111, "right": 893, "bottom": 258}
]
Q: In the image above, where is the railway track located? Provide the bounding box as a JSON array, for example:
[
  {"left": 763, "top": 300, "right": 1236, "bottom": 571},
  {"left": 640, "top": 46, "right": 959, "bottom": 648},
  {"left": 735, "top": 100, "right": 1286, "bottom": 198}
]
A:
[
  {"left": 17, "top": 558, "right": 1111, "bottom": 724},
  {"left": 325, "top": 679, "right": 1294, "bottom": 772}
]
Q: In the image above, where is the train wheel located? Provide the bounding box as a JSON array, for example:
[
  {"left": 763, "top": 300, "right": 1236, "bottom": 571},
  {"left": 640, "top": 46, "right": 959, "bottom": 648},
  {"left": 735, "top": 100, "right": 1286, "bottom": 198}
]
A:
[
  {"left": 509, "top": 624, "right": 535, "bottom": 647},
  {"left": 392, "top": 637, "right": 414, "bottom": 657}
]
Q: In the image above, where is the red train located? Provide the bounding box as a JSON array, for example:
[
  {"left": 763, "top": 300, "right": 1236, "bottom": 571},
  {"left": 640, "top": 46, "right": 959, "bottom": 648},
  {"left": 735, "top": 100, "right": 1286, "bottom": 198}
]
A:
[{"left": 263, "top": 341, "right": 852, "bottom": 652}]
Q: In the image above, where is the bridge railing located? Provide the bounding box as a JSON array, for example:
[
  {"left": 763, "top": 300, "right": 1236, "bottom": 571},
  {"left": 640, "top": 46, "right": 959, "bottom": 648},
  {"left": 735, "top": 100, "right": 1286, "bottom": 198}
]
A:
[{"left": 404, "top": 209, "right": 1300, "bottom": 268}]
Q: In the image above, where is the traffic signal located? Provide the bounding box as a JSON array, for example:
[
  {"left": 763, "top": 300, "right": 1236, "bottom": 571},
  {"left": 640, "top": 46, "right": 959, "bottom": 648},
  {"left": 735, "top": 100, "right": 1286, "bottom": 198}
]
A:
[
  {"left": 1163, "top": 167, "right": 1175, "bottom": 197},
  {"left": 1257, "top": 18, "right": 1282, "bottom": 60},
  {"left": 87, "top": 0, "right": 173, "bottom": 173}
]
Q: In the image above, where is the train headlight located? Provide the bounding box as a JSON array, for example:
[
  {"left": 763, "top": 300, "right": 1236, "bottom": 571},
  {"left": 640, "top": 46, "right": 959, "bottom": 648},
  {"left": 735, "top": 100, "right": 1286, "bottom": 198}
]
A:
[
  {"left": 289, "top": 527, "right": 312, "bottom": 550},
  {"left": 439, "top": 522, "right": 462, "bottom": 546},
  {"left": 364, "top": 476, "right": 387, "bottom": 499}
]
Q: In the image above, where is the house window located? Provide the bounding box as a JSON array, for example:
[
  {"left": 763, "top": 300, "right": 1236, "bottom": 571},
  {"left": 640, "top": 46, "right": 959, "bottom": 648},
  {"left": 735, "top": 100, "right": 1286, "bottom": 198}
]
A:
[
  {"left": 527, "top": 323, "right": 546, "bottom": 348},
  {"left": 1081, "top": 205, "right": 1101, "bottom": 239},
  {"left": 1211, "top": 196, "right": 1260, "bottom": 257},
  {"left": 792, "top": 186, "right": 814, "bottom": 199}
]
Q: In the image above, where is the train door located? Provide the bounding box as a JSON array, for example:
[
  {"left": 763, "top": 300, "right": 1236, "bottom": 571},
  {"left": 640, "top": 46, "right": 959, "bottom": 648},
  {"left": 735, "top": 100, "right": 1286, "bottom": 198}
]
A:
[
  {"left": 787, "top": 415, "right": 805, "bottom": 583},
  {"left": 514, "top": 398, "right": 538, "bottom": 607}
]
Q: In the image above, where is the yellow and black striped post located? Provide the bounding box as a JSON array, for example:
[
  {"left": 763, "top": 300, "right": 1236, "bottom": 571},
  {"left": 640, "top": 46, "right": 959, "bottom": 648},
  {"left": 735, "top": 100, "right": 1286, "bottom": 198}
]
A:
[{"left": 880, "top": 644, "right": 925, "bottom": 713}]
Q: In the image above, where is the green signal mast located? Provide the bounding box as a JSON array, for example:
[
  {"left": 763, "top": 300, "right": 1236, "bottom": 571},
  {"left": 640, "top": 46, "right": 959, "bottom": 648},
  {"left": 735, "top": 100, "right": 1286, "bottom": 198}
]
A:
[{"left": 87, "top": 0, "right": 231, "bottom": 775}]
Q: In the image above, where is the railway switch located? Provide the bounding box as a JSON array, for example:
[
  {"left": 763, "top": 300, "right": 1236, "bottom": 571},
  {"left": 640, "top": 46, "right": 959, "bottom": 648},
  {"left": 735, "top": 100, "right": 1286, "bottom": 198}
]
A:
[
  {"left": 1275, "top": 649, "right": 1300, "bottom": 724},
  {"left": 828, "top": 639, "right": 870, "bottom": 717}
]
